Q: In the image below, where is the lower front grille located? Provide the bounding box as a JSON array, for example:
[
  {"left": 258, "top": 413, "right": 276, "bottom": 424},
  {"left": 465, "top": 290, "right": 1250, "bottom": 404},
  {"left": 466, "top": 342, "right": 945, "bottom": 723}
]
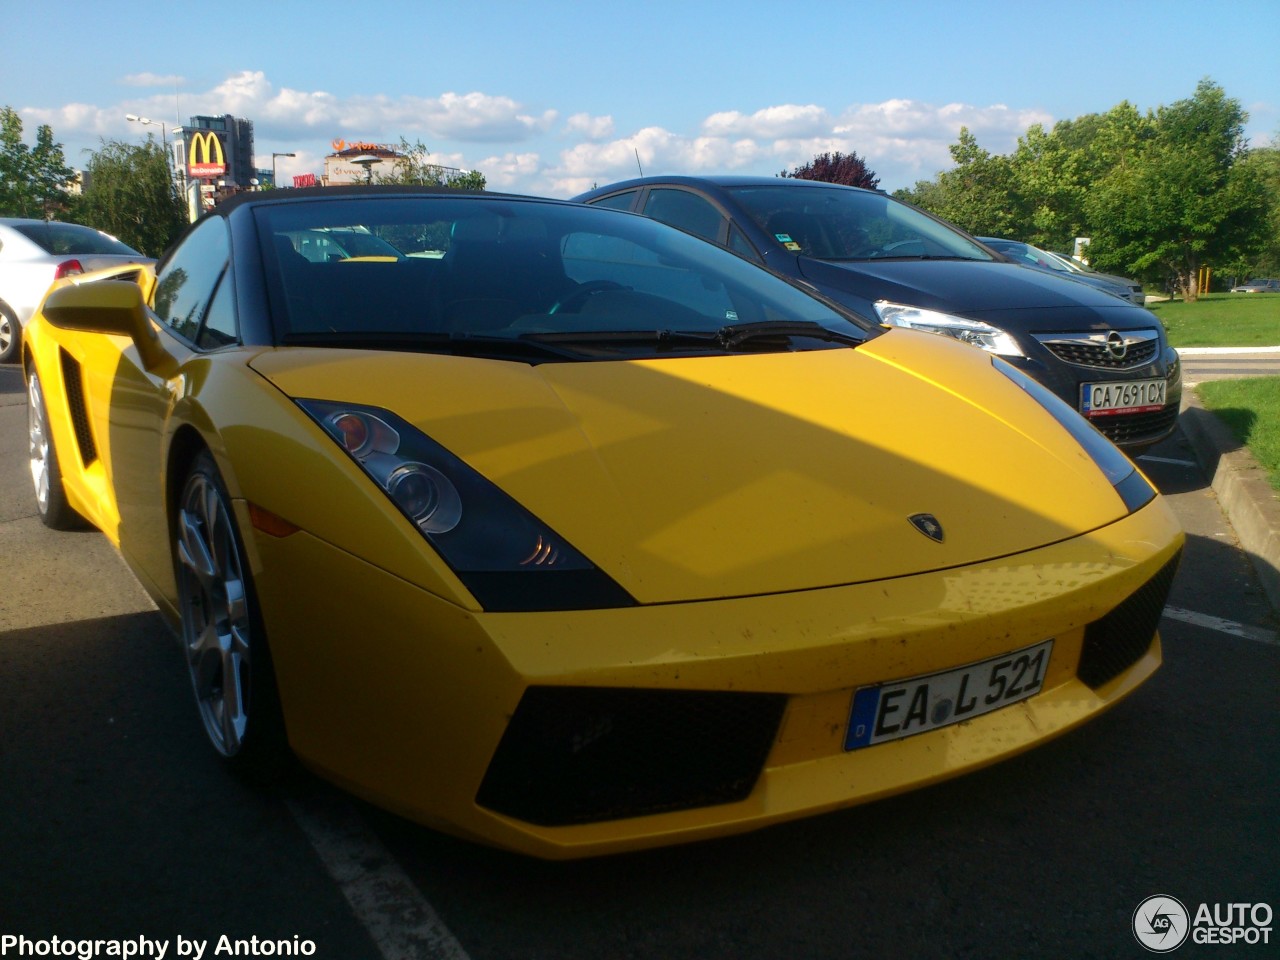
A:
[
  {"left": 1077, "top": 551, "right": 1181, "bottom": 689},
  {"left": 477, "top": 686, "right": 786, "bottom": 826},
  {"left": 1090, "top": 404, "right": 1180, "bottom": 446}
]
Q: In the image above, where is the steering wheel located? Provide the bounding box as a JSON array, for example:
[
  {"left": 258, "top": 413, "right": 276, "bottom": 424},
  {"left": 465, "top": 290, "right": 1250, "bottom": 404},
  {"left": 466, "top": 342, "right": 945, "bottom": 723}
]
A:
[{"left": 548, "top": 280, "right": 627, "bottom": 314}]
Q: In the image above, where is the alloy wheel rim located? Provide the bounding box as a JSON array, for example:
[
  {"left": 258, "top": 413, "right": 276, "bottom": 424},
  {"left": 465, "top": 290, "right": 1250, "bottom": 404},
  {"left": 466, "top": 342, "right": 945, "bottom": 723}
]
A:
[
  {"left": 176, "top": 472, "right": 252, "bottom": 757},
  {"left": 27, "top": 375, "right": 51, "bottom": 513}
]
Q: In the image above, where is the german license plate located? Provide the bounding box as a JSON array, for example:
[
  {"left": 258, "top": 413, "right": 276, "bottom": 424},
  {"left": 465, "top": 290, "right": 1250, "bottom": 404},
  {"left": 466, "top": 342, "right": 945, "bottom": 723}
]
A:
[
  {"left": 1081, "top": 378, "right": 1166, "bottom": 416},
  {"left": 844, "top": 639, "right": 1053, "bottom": 750}
]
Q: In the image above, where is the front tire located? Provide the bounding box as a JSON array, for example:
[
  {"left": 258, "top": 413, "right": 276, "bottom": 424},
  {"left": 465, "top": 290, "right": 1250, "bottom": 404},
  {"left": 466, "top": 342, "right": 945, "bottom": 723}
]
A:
[
  {"left": 28, "top": 369, "right": 85, "bottom": 530},
  {"left": 174, "top": 451, "right": 285, "bottom": 774}
]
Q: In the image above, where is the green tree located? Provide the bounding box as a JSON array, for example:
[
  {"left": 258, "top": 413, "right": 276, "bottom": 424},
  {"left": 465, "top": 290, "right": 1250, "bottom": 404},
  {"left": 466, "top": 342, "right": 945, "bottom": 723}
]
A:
[
  {"left": 1084, "top": 79, "right": 1269, "bottom": 299},
  {"left": 896, "top": 128, "right": 1022, "bottom": 237},
  {"left": 1223, "top": 139, "right": 1280, "bottom": 280},
  {"left": 0, "top": 106, "right": 76, "bottom": 218},
  {"left": 373, "top": 138, "right": 486, "bottom": 190},
  {"left": 74, "top": 139, "right": 187, "bottom": 257}
]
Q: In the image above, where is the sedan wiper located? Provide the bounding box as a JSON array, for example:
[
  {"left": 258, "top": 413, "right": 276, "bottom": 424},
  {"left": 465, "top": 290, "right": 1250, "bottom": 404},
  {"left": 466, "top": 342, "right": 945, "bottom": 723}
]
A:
[
  {"left": 714, "top": 320, "right": 865, "bottom": 349},
  {"left": 281, "top": 330, "right": 582, "bottom": 361}
]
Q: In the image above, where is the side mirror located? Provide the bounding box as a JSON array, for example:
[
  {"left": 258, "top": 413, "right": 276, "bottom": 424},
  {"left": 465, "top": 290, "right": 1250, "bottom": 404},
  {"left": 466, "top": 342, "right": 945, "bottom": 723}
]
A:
[{"left": 41, "top": 280, "right": 175, "bottom": 375}]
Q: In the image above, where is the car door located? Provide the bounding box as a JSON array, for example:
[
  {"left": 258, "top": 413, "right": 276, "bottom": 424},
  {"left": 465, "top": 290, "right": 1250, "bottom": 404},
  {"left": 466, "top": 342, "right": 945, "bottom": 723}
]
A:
[{"left": 89, "top": 216, "right": 235, "bottom": 598}]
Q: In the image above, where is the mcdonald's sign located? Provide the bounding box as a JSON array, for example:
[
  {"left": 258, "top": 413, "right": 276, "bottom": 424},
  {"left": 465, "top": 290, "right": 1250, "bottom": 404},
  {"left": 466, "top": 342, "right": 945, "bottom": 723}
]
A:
[{"left": 187, "top": 130, "right": 227, "bottom": 178}]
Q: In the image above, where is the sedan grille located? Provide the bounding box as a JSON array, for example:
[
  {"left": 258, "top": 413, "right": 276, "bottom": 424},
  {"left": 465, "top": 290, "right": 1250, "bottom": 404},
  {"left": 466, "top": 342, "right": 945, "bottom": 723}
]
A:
[
  {"left": 1077, "top": 551, "right": 1181, "bottom": 689},
  {"left": 1038, "top": 332, "right": 1160, "bottom": 369},
  {"left": 477, "top": 686, "right": 786, "bottom": 826}
]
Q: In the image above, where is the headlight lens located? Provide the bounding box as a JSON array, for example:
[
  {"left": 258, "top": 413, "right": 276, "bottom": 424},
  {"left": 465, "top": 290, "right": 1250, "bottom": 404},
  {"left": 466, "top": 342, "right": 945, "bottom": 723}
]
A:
[
  {"left": 992, "top": 359, "right": 1155, "bottom": 513},
  {"left": 298, "top": 399, "right": 635, "bottom": 611},
  {"left": 875, "top": 301, "right": 1024, "bottom": 357}
]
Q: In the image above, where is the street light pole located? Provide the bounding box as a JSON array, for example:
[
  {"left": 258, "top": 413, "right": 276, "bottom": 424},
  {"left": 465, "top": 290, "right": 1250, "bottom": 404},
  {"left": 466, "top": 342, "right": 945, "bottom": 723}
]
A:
[
  {"left": 126, "top": 114, "right": 176, "bottom": 192},
  {"left": 272, "top": 152, "right": 296, "bottom": 188},
  {"left": 126, "top": 113, "right": 168, "bottom": 156}
]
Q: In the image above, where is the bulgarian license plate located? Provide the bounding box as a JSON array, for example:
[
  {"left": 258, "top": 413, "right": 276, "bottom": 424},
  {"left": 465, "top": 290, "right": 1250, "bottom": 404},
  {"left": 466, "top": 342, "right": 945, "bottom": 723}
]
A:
[
  {"left": 844, "top": 639, "right": 1053, "bottom": 750},
  {"left": 1081, "top": 378, "right": 1166, "bottom": 416}
]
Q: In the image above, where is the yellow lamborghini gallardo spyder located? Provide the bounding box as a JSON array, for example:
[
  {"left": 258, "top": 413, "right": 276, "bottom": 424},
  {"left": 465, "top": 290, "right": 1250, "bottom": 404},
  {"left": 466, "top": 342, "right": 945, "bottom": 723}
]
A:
[{"left": 22, "top": 187, "right": 1183, "bottom": 859}]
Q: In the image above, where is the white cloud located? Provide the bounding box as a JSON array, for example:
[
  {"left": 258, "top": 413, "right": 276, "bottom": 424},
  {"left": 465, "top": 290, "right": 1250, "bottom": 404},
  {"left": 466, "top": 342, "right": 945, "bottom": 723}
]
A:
[
  {"left": 702, "top": 104, "right": 831, "bottom": 139},
  {"left": 540, "top": 98, "right": 1062, "bottom": 196},
  {"left": 17, "top": 72, "right": 1073, "bottom": 195},
  {"left": 564, "top": 113, "right": 615, "bottom": 140}
]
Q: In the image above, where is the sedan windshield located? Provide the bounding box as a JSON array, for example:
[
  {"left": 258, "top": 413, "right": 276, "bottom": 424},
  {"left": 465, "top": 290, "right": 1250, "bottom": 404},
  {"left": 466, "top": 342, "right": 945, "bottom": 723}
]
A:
[
  {"left": 257, "top": 197, "right": 875, "bottom": 359},
  {"left": 728, "top": 185, "right": 994, "bottom": 263}
]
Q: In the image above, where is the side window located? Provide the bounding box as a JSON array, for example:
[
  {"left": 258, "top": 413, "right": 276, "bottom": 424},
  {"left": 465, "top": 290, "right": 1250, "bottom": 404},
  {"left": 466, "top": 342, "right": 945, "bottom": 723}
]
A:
[
  {"left": 153, "top": 217, "right": 231, "bottom": 345},
  {"left": 197, "top": 272, "right": 237, "bottom": 349},
  {"left": 642, "top": 189, "right": 725, "bottom": 244},
  {"left": 727, "top": 224, "right": 761, "bottom": 262},
  {"left": 589, "top": 190, "right": 639, "bottom": 212}
]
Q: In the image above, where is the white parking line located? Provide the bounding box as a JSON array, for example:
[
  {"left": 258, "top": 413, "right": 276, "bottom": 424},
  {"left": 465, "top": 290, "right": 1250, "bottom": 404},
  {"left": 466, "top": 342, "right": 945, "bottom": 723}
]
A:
[
  {"left": 1138, "top": 455, "right": 1199, "bottom": 468},
  {"left": 1163, "top": 606, "right": 1278, "bottom": 645},
  {"left": 286, "top": 792, "right": 472, "bottom": 960}
]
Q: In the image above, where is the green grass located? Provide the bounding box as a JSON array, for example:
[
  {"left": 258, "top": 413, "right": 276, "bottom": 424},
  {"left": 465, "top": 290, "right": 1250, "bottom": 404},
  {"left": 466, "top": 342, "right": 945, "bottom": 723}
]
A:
[
  {"left": 1148, "top": 293, "right": 1280, "bottom": 348},
  {"left": 1198, "top": 377, "right": 1280, "bottom": 491}
]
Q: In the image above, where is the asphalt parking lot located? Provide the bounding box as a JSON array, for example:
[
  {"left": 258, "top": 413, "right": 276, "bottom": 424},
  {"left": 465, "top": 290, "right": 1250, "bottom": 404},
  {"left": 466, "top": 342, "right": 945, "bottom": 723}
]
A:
[{"left": 0, "top": 360, "right": 1276, "bottom": 959}]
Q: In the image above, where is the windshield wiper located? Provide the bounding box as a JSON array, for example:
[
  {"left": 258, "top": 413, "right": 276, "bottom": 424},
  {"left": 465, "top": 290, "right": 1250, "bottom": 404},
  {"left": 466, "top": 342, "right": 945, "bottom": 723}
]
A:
[
  {"left": 281, "top": 330, "right": 582, "bottom": 361},
  {"left": 714, "top": 320, "right": 865, "bottom": 349},
  {"left": 523, "top": 323, "right": 865, "bottom": 353}
]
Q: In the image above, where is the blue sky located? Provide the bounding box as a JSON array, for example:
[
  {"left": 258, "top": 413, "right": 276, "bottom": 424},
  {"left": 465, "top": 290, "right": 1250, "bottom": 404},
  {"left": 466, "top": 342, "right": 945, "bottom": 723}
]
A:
[{"left": 4, "top": 0, "right": 1278, "bottom": 197}]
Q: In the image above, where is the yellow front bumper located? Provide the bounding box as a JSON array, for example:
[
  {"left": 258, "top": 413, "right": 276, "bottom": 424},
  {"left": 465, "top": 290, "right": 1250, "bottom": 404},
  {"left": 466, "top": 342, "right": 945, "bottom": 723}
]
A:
[{"left": 248, "top": 496, "right": 1181, "bottom": 859}]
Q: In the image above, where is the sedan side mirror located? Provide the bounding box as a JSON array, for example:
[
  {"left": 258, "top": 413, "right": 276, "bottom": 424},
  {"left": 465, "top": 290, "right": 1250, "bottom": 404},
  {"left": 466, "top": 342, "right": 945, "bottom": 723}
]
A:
[{"left": 41, "top": 280, "right": 176, "bottom": 375}]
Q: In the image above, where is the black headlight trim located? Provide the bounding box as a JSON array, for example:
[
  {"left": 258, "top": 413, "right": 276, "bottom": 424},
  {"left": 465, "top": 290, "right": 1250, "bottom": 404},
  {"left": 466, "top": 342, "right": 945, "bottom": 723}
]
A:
[{"left": 297, "top": 398, "right": 637, "bottom": 612}]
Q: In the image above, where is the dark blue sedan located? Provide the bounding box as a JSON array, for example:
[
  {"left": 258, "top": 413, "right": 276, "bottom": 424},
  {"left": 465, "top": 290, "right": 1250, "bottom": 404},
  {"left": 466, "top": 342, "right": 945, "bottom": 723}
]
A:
[{"left": 574, "top": 176, "right": 1181, "bottom": 451}]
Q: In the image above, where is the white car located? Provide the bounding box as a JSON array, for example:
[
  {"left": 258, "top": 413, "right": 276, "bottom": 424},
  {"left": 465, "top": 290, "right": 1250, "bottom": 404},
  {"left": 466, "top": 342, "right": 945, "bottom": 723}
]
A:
[
  {"left": 0, "top": 218, "right": 152, "bottom": 363},
  {"left": 1230, "top": 278, "right": 1280, "bottom": 293}
]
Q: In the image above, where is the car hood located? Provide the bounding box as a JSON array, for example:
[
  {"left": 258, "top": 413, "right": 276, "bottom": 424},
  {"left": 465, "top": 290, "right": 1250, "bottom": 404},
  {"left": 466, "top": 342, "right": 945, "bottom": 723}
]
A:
[
  {"left": 249, "top": 330, "right": 1133, "bottom": 605},
  {"left": 797, "top": 257, "right": 1156, "bottom": 330}
]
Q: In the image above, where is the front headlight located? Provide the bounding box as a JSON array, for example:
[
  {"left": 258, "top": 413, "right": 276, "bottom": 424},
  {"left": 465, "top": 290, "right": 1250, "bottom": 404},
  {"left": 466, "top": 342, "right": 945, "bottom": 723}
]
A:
[
  {"left": 992, "top": 359, "right": 1155, "bottom": 513},
  {"left": 299, "top": 399, "right": 635, "bottom": 612},
  {"left": 875, "top": 301, "right": 1024, "bottom": 357}
]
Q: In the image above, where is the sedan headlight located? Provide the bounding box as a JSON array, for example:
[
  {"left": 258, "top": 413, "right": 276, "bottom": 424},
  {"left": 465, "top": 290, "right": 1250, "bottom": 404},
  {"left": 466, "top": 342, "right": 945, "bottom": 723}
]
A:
[
  {"left": 299, "top": 399, "right": 635, "bottom": 611},
  {"left": 992, "top": 359, "right": 1155, "bottom": 513},
  {"left": 875, "top": 301, "right": 1024, "bottom": 357}
]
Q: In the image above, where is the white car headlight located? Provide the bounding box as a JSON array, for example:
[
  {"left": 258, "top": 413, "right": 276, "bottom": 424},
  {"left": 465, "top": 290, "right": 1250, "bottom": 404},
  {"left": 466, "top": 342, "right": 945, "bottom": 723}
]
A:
[{"left": 874, "top": 301, "right": 1024, "bottom": 357}]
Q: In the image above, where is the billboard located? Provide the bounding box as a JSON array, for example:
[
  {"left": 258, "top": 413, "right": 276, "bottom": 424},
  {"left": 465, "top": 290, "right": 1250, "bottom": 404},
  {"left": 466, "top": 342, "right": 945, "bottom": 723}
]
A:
[{"left": 187, "top": 130, "right": 227, "bottom": 178}]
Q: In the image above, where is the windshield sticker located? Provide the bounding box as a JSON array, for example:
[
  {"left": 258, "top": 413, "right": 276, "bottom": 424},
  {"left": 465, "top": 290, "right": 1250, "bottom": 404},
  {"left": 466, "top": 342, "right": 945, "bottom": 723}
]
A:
[{"left": 775, "top": 233, "right": 803, "bottom": 251}]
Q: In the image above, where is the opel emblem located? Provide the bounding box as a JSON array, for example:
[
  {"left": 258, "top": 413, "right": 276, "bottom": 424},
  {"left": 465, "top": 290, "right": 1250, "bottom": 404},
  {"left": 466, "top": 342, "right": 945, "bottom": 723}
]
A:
[
  {"left": 908, "top": 514, "right": 945, "bottom": 543},
  {"left": 1105, "top": 330, "right": 1128, "bottom": 360}
]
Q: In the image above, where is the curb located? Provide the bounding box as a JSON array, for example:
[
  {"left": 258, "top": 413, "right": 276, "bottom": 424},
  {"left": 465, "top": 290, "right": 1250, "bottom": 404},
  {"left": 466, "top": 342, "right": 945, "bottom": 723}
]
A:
[{"left": 1178, "top": 392, "right": 1280, "bottom": 614}]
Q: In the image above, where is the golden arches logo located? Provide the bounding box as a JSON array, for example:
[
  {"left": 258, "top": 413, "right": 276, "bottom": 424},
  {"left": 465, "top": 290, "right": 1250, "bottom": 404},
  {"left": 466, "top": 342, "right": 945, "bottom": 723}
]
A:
[{"left": 188, "top": 131, "right": 226, "bottom": 177}]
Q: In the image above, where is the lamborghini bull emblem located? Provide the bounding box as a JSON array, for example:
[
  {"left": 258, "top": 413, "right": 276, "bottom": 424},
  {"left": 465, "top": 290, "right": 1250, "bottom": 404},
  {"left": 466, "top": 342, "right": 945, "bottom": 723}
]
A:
[{"left": 908, "top": 513, "right": 945, "bottom": 543}]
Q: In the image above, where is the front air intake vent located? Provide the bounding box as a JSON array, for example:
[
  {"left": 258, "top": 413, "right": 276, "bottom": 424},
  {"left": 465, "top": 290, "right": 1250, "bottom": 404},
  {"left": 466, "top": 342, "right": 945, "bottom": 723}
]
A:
[
  {"left": 1077, "top": 551, "right": 1181, "bottom": 689},
  {"left": 477, "top": 686, "right": 786, "bottom": 826}
]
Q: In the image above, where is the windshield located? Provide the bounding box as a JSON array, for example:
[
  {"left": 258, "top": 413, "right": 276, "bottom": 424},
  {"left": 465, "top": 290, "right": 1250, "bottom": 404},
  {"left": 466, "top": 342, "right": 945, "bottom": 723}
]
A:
[
  {"left": 257, "top": 196, "right": 875, "bottom": 359},
  {"left": 986, "top": 239, "right": 1076, "bottom": 274},
  {"left": 728, "top": 185, "right": 994, "bottom": 263},
  {"left": 14, "top": 221, "right": 141, "bottom": 256}
]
